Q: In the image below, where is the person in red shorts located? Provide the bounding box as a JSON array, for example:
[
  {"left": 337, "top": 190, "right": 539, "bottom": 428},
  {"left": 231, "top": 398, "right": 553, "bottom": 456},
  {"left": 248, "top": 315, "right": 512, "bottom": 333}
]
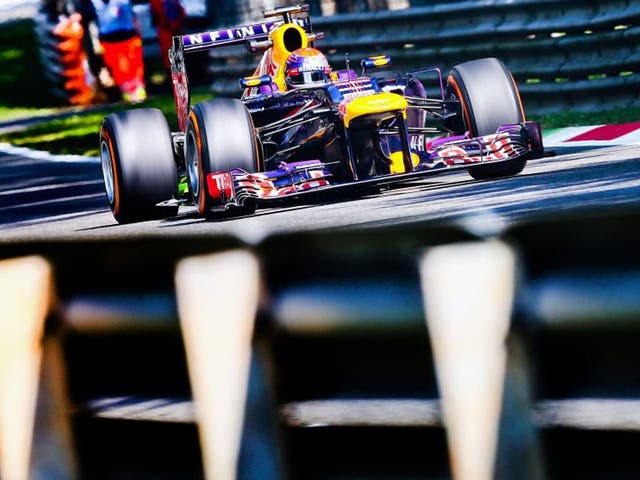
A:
[
  {"left": 80, "top": 0, "right": 146, "bottom": 102},
  {"left": 150, "top": 0, "right": 186, "bottom": 71}
]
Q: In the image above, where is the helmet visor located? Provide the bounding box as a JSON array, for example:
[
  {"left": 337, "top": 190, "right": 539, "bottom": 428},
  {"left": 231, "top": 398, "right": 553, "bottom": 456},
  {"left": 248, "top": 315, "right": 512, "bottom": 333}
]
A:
[{"left": 289, "top": 70, "right": 327, "bottom": 85}]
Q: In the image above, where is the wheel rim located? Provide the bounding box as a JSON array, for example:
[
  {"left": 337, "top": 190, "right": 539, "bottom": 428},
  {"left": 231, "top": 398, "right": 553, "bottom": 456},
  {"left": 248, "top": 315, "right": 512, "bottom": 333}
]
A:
[
  {"left": 100, "top": 139, "right": 115, "bottom": 204},
  {"left": 186, "top": 129, "right": 200, "bottom": 198}
]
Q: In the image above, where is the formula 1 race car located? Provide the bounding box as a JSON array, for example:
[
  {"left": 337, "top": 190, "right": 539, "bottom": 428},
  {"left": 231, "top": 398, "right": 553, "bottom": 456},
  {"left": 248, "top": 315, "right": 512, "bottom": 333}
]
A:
[{"left": 99, "top": 4, "right": 543, "bottom": 223}]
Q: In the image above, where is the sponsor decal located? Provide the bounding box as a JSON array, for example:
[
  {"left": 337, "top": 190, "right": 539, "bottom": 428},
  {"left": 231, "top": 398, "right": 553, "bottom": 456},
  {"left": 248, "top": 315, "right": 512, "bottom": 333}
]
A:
[
  {"left": 337, "top": 80, "right": 376, "bottom": 101},
  {"left": 233, "top": 161, "right": 330, "bottom": 199},
  {"left": 206, "top": 172, "right": 235, "bottom": 203},
  {"left": 172, "top": 72, "right": 189, "bottom": 132},
  {"left": 183, "top": 18, "right": 308, "bottom": 47},
  {"left": 430, "top": 133, "right": 523, "bottom": 166},
  {"left": 410, "top": 134, "right": 425, "bottom": 152}
]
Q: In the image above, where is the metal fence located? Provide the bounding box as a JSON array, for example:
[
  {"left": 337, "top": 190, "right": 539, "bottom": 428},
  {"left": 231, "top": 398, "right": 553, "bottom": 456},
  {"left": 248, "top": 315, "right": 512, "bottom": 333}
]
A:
[
  {"left": 207, "top": 0, "right": 640, "bottom": 115},
  {"left": 2, "top": 207, "right": 640, "bottom": 478}
]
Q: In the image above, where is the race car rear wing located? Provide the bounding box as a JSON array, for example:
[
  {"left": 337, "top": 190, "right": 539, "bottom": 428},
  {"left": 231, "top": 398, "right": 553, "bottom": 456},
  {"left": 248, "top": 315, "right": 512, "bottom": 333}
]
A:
[
  {"left": 181, "top": 17, "right": 310, "bottom": 53},
  {"left": 170, "top": 4, "right": 314, "bottom": 132}
]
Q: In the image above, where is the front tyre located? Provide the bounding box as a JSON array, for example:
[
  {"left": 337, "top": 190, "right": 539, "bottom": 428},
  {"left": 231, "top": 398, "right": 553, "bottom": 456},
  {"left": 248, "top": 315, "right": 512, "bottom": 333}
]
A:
[
  {"left": 100, "top": 109, "right": 178, "bottom": 223},
  {"left": 447, "top": 57, "right": 527, "bottom": 180},
  {"left": 185, "top": 98, "right": 259, "bottom": 216}
]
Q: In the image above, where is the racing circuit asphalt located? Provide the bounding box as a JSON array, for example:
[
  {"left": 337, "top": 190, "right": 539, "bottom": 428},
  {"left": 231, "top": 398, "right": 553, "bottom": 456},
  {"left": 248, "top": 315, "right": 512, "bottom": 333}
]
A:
[{"left": 2, "top": 143, "right": 640, "bottom": 242}]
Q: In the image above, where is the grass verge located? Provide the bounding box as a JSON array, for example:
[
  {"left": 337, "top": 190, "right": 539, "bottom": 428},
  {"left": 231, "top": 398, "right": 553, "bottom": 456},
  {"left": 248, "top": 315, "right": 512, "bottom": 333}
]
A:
[{"left": 529, "top": 107, "right": 640, "bottom": 129}]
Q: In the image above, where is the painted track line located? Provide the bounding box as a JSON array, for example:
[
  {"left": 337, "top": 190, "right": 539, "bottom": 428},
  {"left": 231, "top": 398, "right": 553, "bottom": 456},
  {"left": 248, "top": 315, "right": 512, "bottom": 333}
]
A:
[
  {"left": 0, "top": 143, "right": 98, "bottom": 164},
  {"left": 544, "top": 122, "right": 640, "bottom": 148}
]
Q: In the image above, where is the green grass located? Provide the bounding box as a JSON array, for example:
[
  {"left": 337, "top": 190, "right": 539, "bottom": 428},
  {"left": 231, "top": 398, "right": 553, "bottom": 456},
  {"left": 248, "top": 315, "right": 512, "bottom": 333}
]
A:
[
  {"left": 530, "top": 106, "right": 640, "bottom": 129},
  {"left": 0, "top": 87, "right": 212, "bottom": 156},
  {"left": 0, "top": 106, "right": 60, "bottom": 122}
]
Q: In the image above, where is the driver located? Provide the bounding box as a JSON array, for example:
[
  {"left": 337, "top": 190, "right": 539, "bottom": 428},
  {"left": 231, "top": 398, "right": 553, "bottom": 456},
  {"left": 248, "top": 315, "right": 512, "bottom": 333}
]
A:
[{"left": 284, "top": 47, "right": 332, "bottom": 89}]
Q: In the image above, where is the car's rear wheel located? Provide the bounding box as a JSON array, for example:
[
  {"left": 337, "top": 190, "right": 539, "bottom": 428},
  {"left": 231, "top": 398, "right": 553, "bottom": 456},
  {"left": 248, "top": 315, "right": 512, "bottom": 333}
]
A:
[
  {"left": 100, "top": 108, "right": 178, "bottom": 223},
  {"left": 185, "top": 98, "right": 259, "bottom": 217},
  {"left": 447, "top": 57, "right": 527, "bottom": 180}
]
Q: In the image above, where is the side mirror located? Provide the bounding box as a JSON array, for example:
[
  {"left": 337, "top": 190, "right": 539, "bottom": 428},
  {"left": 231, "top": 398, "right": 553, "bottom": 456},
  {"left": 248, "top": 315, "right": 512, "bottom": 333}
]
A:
[
  {"left": 239, "top": 75, "right": 274, "bottom": 90},
  {"left": 361, "top": 55, "right": 392, "bottom": 74}
]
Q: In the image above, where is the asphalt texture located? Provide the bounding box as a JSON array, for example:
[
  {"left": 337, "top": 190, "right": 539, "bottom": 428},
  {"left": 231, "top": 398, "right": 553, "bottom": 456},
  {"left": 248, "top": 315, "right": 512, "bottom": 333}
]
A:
[{"left": 2, "top": 143, "right": 640, "bottom": 243}]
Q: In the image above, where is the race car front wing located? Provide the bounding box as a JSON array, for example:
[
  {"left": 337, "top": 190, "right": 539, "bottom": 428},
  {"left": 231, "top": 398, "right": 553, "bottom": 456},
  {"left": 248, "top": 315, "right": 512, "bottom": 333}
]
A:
[{"left": 204, "top": 121, "right": 543, "bottom": 212}]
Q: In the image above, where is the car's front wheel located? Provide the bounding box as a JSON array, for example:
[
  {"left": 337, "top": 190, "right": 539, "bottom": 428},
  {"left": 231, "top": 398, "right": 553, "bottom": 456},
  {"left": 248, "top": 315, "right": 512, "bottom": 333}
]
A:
[
  {"left": 99, "top": 108, "right": 178, "bottom": 223},
  {"left": 447, "top": 57, "right": 527, "bottom": 180},
  {"left": 185, "top": 98, "right": 260, "bottom": 217}
]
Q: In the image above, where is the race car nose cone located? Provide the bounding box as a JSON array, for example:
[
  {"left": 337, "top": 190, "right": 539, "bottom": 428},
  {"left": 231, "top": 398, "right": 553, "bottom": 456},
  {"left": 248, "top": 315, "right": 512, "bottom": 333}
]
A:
[{"left": 341, "top": 92, "right": 407, "bottom": 127}]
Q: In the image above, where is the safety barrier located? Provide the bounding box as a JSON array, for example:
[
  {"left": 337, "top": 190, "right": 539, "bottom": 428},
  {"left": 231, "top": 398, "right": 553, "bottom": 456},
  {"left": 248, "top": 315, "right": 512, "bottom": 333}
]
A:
[
  {"left": 32, "top": 1, "right": 208, "bottom": 105},
  {"left": 207, "top": 0, "right": 640, "bottom": 114},
  {"left": 33, "top": 3, "right": 166, "bottom": 105},
  {"left": 2, "top": 207, "right": 640, "bottom": 478},
  {"left": 33, "top": 13, "right": 95, "bottom": 105}
]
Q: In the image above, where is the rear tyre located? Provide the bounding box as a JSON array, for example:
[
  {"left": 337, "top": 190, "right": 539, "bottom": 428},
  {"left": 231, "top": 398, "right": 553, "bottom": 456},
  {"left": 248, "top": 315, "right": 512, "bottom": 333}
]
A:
[
  {"left": 185, "top": 98, "right": 259, "bottom": 216},
  {"left": 100, "top": 109, "right": 178, "bottom": 223},
  {"left": 447, "top": 57, "right": 527, "bottom": 180}
]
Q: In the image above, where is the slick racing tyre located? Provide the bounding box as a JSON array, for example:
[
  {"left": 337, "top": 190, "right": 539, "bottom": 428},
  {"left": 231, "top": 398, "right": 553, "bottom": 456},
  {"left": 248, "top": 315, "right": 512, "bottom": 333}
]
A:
[
  {"left": 100, "top": 108, "right": 178, "bottom": 223},
  {"left": 447, "top": 57, "right": 527, "bottom": 180},
  {"left": 185, "top": 98, "right": 259, "bottom": 217}
]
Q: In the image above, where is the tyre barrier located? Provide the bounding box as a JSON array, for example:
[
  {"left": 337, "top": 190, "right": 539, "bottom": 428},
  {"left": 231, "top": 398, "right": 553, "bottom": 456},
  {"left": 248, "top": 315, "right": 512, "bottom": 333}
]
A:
[
  {"left": 2, "top": 209, "right": 640, "bottom": 478},
  {"left": 30, "top": 1, "right": 209, "bottom": 106},
  {"left": 207, "top": 0, "right": 640, "bottom": 115},
  {"left": 33, "top": 13, "right": 95, "bottom": 105}
]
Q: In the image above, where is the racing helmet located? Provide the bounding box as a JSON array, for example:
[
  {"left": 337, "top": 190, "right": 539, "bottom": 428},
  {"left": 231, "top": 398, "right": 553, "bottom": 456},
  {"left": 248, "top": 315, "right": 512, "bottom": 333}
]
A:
[{"left": 284, "top": 47, "right": 331, "bottom": 88}]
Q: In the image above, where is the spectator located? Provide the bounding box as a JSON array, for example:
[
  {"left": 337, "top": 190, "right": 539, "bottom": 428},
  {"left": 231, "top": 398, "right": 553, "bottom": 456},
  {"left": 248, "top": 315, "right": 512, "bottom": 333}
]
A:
[
  {"left": 78, "top": 0, "right": 146, "bottom": 102},
  {"left": 150, "top": 0, "right": 186, "bottom": 71}
]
